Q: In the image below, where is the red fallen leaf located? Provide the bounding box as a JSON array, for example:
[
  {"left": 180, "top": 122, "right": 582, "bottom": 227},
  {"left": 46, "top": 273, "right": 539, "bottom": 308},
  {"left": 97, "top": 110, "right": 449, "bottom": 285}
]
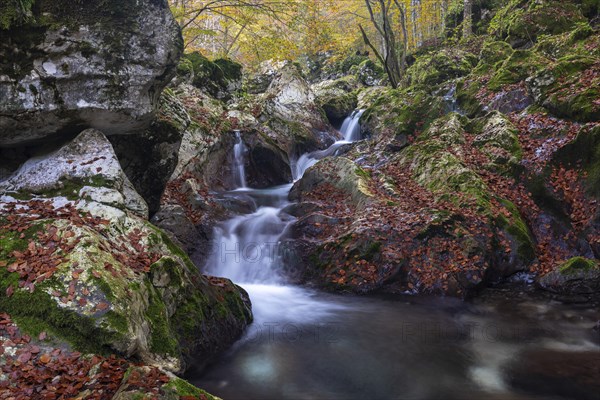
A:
[
  {"left": 72, "top": 271, "right": 80, "bottom": 279},
  {"left": 29, "top": 345, "right": 40, "bottom": 354},
  {"left": 92, "top": 270, "right": 102, "bottom": 279},
  {"left": 96, "top": 302, "right": 109, "bottom": 311},
  {"left": 96, "top": 167, "right": 102, "bottom": 172},
  {"left": 78, "top": 298, "right": 87, "bottom": 307},
  {"left": 17, "top": 351, "right": 31, "bottom": 363},
  {"left": 38, "top": 331, "right": 47, "bottom": 341},
  {"left": 6, "top": 286, "right": 14, "bottom": 297}
]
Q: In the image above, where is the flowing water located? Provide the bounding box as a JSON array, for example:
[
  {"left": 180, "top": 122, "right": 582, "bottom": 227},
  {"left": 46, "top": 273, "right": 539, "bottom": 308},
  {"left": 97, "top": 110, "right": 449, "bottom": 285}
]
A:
[{"left": 190, "top": 112, "right": 600, "bottom": 400}]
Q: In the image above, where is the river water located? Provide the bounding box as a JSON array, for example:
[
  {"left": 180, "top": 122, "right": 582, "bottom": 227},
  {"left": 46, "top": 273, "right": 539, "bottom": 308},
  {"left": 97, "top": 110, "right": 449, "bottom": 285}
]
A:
[{"left": 190, "top": 113, "right": 600, "bottom": 400}]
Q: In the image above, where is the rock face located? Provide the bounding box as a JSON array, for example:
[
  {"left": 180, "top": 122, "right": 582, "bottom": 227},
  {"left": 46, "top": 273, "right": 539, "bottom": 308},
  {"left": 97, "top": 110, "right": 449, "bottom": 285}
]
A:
[{"left": 0, "top": 0, "right": 182, "bottom": 146}]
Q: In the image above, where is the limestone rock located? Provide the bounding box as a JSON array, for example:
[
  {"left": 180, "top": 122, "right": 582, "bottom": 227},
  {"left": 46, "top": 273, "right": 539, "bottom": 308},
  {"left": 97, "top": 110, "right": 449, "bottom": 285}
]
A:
[
  {"left": 0, "top": 0, "right": 182, "bottom": 146},
  {"left": 0, "top": 128, "right": 149, "bottom": 218}
]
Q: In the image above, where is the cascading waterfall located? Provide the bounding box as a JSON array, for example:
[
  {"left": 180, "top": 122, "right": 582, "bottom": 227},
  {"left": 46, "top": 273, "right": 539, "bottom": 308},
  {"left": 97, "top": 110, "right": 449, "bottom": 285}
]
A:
[
  {"left": 232, "top": 130, "right": 247, "bottom": 188},
  {"left": 204, "top": 110, "right": 364, "bottom": 321},
  {"left": 340, "top": 109, "right": 365, "bottom": 142},
  {"left": 291, "top": 110, "right": 364, "bottom": 181}
]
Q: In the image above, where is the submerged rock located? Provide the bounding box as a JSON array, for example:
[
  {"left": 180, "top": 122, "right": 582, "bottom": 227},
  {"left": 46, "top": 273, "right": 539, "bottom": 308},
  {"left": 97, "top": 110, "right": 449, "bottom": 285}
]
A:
[{"left": 0, "top": 0, "right": 182, "bottom": 146}]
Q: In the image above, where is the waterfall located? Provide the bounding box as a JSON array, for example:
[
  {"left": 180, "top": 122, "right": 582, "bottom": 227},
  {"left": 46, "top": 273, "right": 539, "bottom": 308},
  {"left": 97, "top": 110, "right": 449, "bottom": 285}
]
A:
[
  {"left": 291, "top": 109, "right": 365, "bottom": 181},
  {"left": 232, "top": 130, "right": 247, "bottom": 188},
  {"left": 204, "top": 110, "right": 363, "bottom": 325},
  {"left": 340, "top": 109, "right": 365, "bottom": 142}
]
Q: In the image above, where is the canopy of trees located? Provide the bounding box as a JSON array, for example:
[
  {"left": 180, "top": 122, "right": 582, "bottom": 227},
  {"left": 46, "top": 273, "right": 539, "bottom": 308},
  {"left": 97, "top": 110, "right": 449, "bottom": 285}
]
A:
[{"left": 169, "top": 0, "right": 468, "bottom": 70}]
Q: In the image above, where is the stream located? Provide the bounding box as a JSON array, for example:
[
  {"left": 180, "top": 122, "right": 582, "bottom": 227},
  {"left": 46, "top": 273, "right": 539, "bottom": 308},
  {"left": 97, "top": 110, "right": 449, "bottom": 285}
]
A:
[{"left": 188, "top": 113, "right": 600, "bottom": 400}]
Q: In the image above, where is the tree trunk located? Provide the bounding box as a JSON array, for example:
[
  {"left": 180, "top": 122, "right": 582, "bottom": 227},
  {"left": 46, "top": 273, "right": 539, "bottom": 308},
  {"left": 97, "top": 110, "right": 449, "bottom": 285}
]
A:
[{"left": 463, "top": 0, "right": 472, "bottom": 38}]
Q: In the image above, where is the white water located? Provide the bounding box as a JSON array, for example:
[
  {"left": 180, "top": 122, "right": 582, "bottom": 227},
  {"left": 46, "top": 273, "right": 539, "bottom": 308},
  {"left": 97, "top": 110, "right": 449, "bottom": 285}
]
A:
[
  {"left": 291, "top": 110, "right": 364, "bottom": 181},
  {"left": 205, "top": 111, "right": 365, "bottom": 322},
  {"left": 233, "top": 130, "right": 247, "bottom": 188}
]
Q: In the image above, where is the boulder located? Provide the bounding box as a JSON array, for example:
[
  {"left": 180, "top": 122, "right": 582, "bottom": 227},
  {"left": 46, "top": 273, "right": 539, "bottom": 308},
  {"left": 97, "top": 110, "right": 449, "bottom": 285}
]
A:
[
  {"left": 406, "top": 49, "right": 478, "bottom": 87},
  {"left": 0, "top": 128, "right": 149, "bottom": 218},
  {"left": 0, "top": 0, "right": 182, "bottom": 146},
  {"left": 312, "top": 77, "right": 360, "bottom": 124},
  {"left": 538, "top": 257, "right": 600, "bottom": 295},
  {"left": 0, "top": 165, "right": 252, "bottom": 375}
]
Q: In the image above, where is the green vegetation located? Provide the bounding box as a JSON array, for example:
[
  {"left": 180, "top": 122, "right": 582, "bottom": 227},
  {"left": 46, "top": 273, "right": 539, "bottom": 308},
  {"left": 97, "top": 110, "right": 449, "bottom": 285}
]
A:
[{"left": 559, "top": 257, "right": 599, "bottom": 274}]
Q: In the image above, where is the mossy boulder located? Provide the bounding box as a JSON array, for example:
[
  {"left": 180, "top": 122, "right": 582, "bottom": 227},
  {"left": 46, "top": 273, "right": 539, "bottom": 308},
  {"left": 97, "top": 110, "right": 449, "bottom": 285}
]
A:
[
  {"left": 355, "top": 59, "right": 386, "bottom": 86},
  {"left": 182, "top": 52, "right": 243, "bottom": 100},
  {"left": 290, "top": 157, "right": 374, "bottom": 208},
  {"left": 527, "top": 55, "right": 600, "bottom": 122},
  {"left": 406, "top": 49, "right": 478, "bottom": 87},
  {"left": 489, "top": 0, "right": 587, "bottom": 48},
  {"left": 361, "top": 87, "right": 446, "bottom": 144},
  {"left": 0, "top": 201, "right": 251, "bottom": 374},
  {"left": 468, "top": 111, "right": 522, "bottom": 170},
  {"left": 488, "top": 49, "right": 548, "bottom": 90},
  {"left": 479, "top": 40, "right": 515, "bottom": 66},
  {"left": 312, "top": 77, "right": 360, "bottom": 123},
  {"left": 538, "top": 257, "right": 600, "bottom": 294}
]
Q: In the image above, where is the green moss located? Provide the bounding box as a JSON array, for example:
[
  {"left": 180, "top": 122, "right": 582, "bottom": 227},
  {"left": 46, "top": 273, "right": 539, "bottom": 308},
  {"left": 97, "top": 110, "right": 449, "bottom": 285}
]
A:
[
  {"left": 0, "top": 0, "right": 35, "bottom": 30},
  {"left": 213, "top": 58, "right": 242, "bottom": 81},
  {"left": 163, "top": 378, "right": 218, "bottom": 400},
  {"left": 0, "top": 269, "right": 123, "bottom": 354},
  {"left": 362, "top": 87, "right": 446, "bottom": 140},
  {"left": 559, "top": 257, "right": 599, "bottom": 274},
  {"left": 489, "top": 0, "right": 586, "bottom": 46},
  {"left": 497, "top": 199, "right": 535, "bottom": 261},
  {"left": 407, "top": 49, "right": 478, "bottom": 87},
  {"left": 488, "top": 50, "right": 547, "bottom": 90},
  {"left": 145, "top": 281, "right": 179, "bottom": 357},
  {"left": 105, "top": 310, "right": 128, "bottom": 334}
]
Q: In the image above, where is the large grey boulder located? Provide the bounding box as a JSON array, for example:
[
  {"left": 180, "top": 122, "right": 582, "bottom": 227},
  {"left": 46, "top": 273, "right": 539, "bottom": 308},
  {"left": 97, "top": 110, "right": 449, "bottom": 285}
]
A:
[{"left": 0, "top": 0, "right": 182, "bottom": 146}]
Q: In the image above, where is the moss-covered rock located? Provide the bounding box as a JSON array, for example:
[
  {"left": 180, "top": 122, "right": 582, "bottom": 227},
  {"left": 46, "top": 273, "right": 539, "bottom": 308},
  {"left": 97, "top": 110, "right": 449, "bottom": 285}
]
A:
[
  {"left": 488, "top": 49, "right": 548, "bottom": 90},
  {"left": 361, "top": 87, "right": 446, "bottom": 144},
  {"left": 538, "top": 257, "right": 600, "bottom": 294},
  {"left": 406, "top": 49, "right": 478, "bottom": 87},
  {"left": 183, "top": 52, "right": 243, "bottom": 100},
  {"left": 312, "top": 77, "right": 361, "bottom": 123},
  {"left": 489, "top": 0, "right": 587, "bottom": 48},
  {"left": 527, "top": 55, "right": 600, "bottom": 122}
]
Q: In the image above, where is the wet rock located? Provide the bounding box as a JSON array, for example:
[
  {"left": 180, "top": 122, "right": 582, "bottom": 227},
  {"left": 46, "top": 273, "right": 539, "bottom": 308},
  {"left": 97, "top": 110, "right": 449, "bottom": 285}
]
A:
[
  {"left": 538, "top": 257, "right": 600, "bottom": 295},
  {"left": 255, "top": 62, "right": 338, "bottom": 152},
  {"left": 487, "top": 88, "right": 532, "bottom": 114},
  {"left": 0, "top": 0, "right": 182, "bottom": 146}
]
